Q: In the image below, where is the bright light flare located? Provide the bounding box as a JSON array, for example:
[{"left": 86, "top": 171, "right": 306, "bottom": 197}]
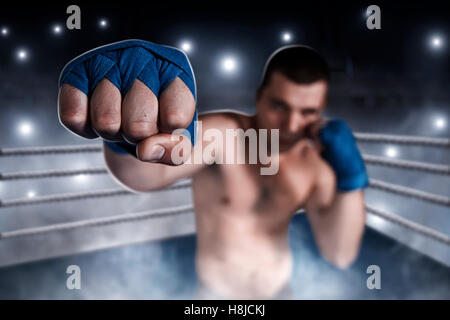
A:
[
  {"left": 18, "top": 122, "right": 33, "bottom": 136},
  {"left": 53, "top": 24, "right": 62, "bottom": 34},
  {"left": 16, "top": 49, "right": 28, "bottom": 61},
  {"left": 99, "top": 19, "right": 108, "bottom": 28},
  {"left": 434, "top": 117, "right": 446, "bottom": 129},
  {"left": 385, "top": 146, "right": 398, "bottom": 158},
  {"left": 180, "top": 40, "right": 193, "bottom": 53},
  {"left": 282, "top": 32, "right": 292, "bottom": 42},
  {"left": 221, "top": 56, "right": 237, "bottom": 73}
]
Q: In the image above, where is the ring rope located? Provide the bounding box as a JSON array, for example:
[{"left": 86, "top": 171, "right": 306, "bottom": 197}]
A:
[
  {"left": 0, "top": 144, "right": 102, "bottom": 156},
  {"left": 0, "top": 136, "right": 447, "bottom": 244},
  {"left": 1, "top": 154, "right": 448, "bottom": 182},
  {"left": 369, "top": 179, "right": 450, "bottom": 207},
  {"left": 366, "top": 204, "right": 450, "bottom": 245},
  {"left": 0, "top": 189, "right": 130, "bottom": 208},
  {"left": 0, "top": 180, "right": 191, "bottom": 208},
  {"left": 355, "top": 133, "right": 449, "bottom": 148},
  {"left": 363, "top": 155, "right": 450, "bottom": 175},
  {"left": 1, "top": 177, "right": 448, "bottom": 208},
  {"left": 0, "top": 204, "right": 194, "bottom": 240},
  {"left": 0, "top": 167, "right": 108, "bottom": 181},
  {"left": 0, "top": 203, "right": 447, "bottom": 246}
]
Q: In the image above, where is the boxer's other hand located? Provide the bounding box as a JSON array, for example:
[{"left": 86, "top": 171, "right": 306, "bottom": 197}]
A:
[
  {"left": 304, "top": 118, "right": 327, "bottom": 151},
  {"left": 58, "top": 77, "right": 195, "bottom": 165}
]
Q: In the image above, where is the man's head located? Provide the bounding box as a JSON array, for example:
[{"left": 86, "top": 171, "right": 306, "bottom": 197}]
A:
[{"left": 255, "top": 45, "right": 330, "bottom": 150}]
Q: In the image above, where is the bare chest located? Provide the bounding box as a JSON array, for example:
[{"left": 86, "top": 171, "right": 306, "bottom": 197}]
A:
[{"left": 192, "top": 156, "right": 316, "bottom": 219}]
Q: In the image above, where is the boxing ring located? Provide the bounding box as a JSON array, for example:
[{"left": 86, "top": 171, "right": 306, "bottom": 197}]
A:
[{"left": 0, "top": 132, "right": 448, "bottom": 299}]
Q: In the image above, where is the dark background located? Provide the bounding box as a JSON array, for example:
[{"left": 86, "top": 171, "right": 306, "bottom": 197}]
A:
[{"left": 1, "top": 0, "right": 449, "bottom": 116}]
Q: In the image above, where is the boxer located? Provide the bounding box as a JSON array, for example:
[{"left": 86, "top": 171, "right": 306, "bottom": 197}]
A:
[{"left": 58, "top": 40, "right": 368, "bottom": 299}]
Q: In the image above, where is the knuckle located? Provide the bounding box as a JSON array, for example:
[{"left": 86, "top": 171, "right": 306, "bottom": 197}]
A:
[
  {"left": 59, "top": 107, "right": 87, "bottom": 129},
  {"left": 161, "top": 107, "right": 194, "bottom": 131},
  {"left": 92, "top": 112, "right": 121, "bottom": 133},
  {"left": 58, "top": 89, "right": 88, "bottom": 130},
  {"left": 123, "top": 120, "right": 157, "bottom": 139}
]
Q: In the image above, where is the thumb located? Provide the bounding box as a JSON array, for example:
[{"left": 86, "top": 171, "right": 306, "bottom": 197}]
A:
[{"left": 136, "top": 133, "right": 192, "bottom": 165}]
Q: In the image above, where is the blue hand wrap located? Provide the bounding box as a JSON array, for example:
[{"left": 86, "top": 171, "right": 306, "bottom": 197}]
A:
[
  {"left": 59, "top": 39, "right": 198, "bottom": 157},
  {"left": 319, "top": 119, "right": 369, "bottom": 191}
]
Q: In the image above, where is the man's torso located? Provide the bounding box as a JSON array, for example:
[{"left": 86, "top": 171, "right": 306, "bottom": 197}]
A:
[{"left": 191, "top": 114, "right": 335, "bottom": 299}]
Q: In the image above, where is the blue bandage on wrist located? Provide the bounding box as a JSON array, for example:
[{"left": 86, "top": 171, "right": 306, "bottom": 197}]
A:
[
  {"left": 59, "top": 39, "right": 198, "bottom": 157},
  {"left": 103, "top": 140, "right": 138, "bottom": 157},
  {"left": 319, "top": 119, "right": 369, "bottom": 191}
]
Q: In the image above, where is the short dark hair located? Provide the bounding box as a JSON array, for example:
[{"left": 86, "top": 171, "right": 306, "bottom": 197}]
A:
[{"left": 258, "top": 45, "right": 330, "bottom": 94}]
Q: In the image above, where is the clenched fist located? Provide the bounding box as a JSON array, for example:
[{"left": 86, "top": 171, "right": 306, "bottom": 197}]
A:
[{"left": 57, "top": 39, "right": 197, "bottom": 165}]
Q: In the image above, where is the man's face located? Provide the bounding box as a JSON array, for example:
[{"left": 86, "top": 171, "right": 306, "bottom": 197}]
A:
[{"left": 256, "top": 71, "right": 328, "bottom": 150}]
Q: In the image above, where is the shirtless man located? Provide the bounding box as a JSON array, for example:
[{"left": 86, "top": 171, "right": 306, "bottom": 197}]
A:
[{"left": 57, "top": 40, "right": 368, "bottom": 299}]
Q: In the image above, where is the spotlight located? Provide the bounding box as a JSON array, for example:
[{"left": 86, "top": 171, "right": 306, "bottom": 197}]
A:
[
  {"left": 385, "top": 146, "right": 398, "bottom": 158},
  {"left": 180, "top": 40, "right": 192, "bottom": 53},
  {"left": 221, "top": 56, "right": 237, "bottom": 74},
  {"left": 18, "top": 122, "right": 32, "bottom": 136},
  {"left": 431, "top": 36, "right": 441, "bottom": 48},
  {"left": 429, "top": 35, "right": 445, "bottom": 50},
  {"left": 1, "top": 27, "right": 8, "bottom": 36},
  {"left": 434, "top": 117, "right": 446, "bottom": 129},
  {"left": 282, "top": 32, "right": 292, "bottom": 42},
  {"left": 53, "top": 24, "right": 62, "bottom": 35},
  {"left": 367, "top": 211, "right": 388, "bottom": 229},
  {"left": 367, "top": 201, "right": 391, "bottom": 230},
  {"left": 75, "top": 174, "right": 89, "bottom": 183},
  {"left": 16, "top": 49, "right": 28, "bottom": 61},
  {"left": 99, "top": 19, "right": 108, "bottom": 28},
  {"left": 27, "top": 191, "right": 36, "bottom": 198}
]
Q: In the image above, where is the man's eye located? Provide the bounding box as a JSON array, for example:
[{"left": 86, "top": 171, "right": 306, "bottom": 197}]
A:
[
  {"left": 302, "top": 110, "right": 317, "bottom": 116},
  {"left": 272, "top": 104, "right": 286, "bottom": 110}
]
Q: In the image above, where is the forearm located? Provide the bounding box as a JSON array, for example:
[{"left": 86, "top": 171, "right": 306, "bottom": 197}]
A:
[
  {"left": 103, "top": 142, "right": 171, "bottom": 192},
  {"left": 102, "top": 113, "right": 245, "bottom": 191},
  {"left": 306, "top": 190, "right": 366, "bottom": 268}
]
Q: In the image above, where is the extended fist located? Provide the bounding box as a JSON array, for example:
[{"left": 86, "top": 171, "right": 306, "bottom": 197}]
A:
[{"left": 57, "top": 39, "right": 197, "bottom": 164}]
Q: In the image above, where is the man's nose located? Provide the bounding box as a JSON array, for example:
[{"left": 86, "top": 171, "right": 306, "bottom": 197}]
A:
[{"left": 286, "top": 112, "right": 306, "bottom": 134}]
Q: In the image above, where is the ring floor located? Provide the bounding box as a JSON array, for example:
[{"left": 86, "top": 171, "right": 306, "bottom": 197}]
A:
[{"left": 0, "top": 213, "right": 448, "bottom": 299}]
